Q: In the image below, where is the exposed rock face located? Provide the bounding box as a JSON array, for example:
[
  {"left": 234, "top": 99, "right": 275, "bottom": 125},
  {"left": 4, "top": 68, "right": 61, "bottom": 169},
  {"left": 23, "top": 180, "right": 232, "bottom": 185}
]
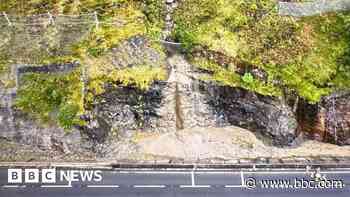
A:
[
  {"left": 85, "top": 53, "right": 297, "bottom": 146},
  {"left": 0, "top": 88, "right": 15, "bottom": 134},
  {"left": 80, "top": 112, "right": 111, "bottom": 143},
  {"left": 0, "top": 36, "right": 298, "bottom": 151},
  {"left": 110, "top": 36, "right": 164, "bottom": 69},
  {"left": 86, "top": 84, "right": 164, "bottom": 139},
  {"left": 297, "top": 100, "right": 324, "bottom": 141},
  {"left": 298, "top": 91, "right": 350, "bottom": 145},
  {"left": 0, "top": 108, "right": 84, "bottom": 153},
  {"left": 322, "top": 92, "right": 350, "bottom": 145},
  {"left": 199, "top": 84, "right": 297, "bottom": 146}
]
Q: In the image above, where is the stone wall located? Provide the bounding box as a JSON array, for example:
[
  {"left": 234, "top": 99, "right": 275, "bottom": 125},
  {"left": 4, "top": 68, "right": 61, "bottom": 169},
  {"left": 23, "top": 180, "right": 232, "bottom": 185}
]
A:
[
  {"left": 0, "top": 106, "right": 84, "bottom": 154},
  {"left": 0, "top": 62, "right": 84, "bottom": 153}
]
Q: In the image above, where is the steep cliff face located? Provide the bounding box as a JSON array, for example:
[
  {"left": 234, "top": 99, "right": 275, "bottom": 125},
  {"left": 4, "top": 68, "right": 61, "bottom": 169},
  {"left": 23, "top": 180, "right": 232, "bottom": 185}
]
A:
[
  {"left": 298, "top": 91, "right": 350, "bottom": 145},
  {"left": 3, "top": 35, "right": 350, "bottom": 156},
  {"left": 0, "top": 37, "right": 299, "bottom": 150},
  {"left": 1, "top": 49, "right": 349, "bottom": 161},
  {"left": 323, "top": 92, "right": 350, "bottom": 145},
  {"left": 82, "top": 48, "right": 298, "bottom": 146},
  {"left": 201, "top": 85, "right": 297, "bottom": 146}
]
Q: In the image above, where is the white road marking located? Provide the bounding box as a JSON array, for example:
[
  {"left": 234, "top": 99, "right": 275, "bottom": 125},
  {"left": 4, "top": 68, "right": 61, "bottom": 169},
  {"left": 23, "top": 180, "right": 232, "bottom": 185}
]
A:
[
  {"left": 2, "top": 185, "right": 26, "bottom": 188},
  {"left": 244, "top": 171, "right": 350, "bottom": 174},
  {"left": 116, "top": 170, "right": 350, "bottom": 175},
  {"left": 180, "top": 185, "right": 211, "bottom": 188},
  {"left": 320, "top": 171, "right": 350, "bottom": 174},
  {"left": 87, "top": 185, "right": 120, "bottom": 188},
  {"left": 225, "top": 185, "right": 246, "bottom": 188},
  {"left": 191, "top": 170, "right": 195, "bottom": 186},
  {"left": 133, "top": 185, "right": 166, "bottom": 188},
  {"left": 41, "top": 185, "right": 72, "bottom": 188},
  {"left": 118, "top": 171, "right": 191, "bottom": 174},
  {"left": 240, "top": 171, "right": 245, "bottom": 186}
]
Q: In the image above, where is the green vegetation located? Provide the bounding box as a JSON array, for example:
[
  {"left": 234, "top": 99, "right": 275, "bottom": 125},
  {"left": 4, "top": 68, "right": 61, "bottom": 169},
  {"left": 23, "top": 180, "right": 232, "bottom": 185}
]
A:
[
  {"left": 173, "top": 0, "right": 350, "bottom": 103},
  {"left": 2, "top": 0, "right": 350, "bottom": 129},
  {"left": 193, "top": 57, "right": 280, "bottom": 96},
  {"left": 15, "top": 70, "right": 84, "bottom": 129},
  {"left": 0, "top": 0, "right": 166, "bottom": 128},
  {"left": 87, "top": 63, "right": 166, "bottom": 102}
]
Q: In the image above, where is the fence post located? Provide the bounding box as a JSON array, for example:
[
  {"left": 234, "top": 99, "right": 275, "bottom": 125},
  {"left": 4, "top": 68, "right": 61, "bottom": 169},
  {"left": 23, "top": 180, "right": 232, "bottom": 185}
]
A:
[
  {"left": 81, "top": 63, "right": 86, "bottom": 109},
  {"left": 47, "top": 11, "right": 55, "bottom": 25},
  {"left": 2, "top": 12, "right": 12, "bottom": 26},
  {"left": 94, "top": 11, "right": 99, "bottom": 29}
]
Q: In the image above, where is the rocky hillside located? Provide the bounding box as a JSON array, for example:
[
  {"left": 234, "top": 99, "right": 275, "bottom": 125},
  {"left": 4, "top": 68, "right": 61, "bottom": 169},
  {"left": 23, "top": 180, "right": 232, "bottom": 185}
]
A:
[{"left": 0, "top": 0, "right": 350, "bottom": 162}]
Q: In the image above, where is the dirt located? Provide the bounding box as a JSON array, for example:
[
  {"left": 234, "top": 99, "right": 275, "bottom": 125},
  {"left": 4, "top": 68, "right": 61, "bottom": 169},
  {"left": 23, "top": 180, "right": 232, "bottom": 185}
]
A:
[
  {"left": 2, "top": 126, "right": 350, "bottom": 162},
  {"left": 135, "top": 126, "right": 350, "bottom": 160}
]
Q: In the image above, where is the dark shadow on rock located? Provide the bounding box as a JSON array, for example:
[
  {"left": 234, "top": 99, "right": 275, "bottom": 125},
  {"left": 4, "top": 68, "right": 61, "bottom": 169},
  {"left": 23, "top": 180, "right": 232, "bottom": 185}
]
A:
[
  {"left": 84, "top": 83, "right": 165, "bottom": 140},
  {"left": 198, "top": 82, "right": 298, "bottom": 147},
  {"left": 79, "top": 114, "right": 111, "bottom": 143}
]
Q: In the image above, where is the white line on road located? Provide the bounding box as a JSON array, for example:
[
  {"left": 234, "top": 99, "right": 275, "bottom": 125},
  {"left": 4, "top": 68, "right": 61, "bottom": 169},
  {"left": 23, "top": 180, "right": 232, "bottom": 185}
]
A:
[
  {"left": 225, "top": 185, "right": 246, "bottom": 188},
  {"left": 87, "top": 185, "right": 120, "bottom": 188},
  {"left": 116, "top": 169, "right": 350, "bottom": 175},
  {"left": 133, "top": 185, "right": 166, "bottom": 188},
  {"left": 240, "top": 171, "right": 245, "bottom": 186},
  {"left": 244, "top": 171, "right": 350, "bottom": 174},
  {"left": 2, "top": 185, "right": 26, "bottom": 188},
  {"left": 191, "top": 170, "right": 195, "bottom": 186},
  {"left": 117, "top": 170, "right": 350, "bottom": 175},
  {"left": 320, "top": 171, "right": 350, "bottom": 174},
  {"left": 180, "top": 185, "right": 211, "bottom": 188},
  {"left": 118, "top": 171, "right": 191, "bottom": 174},
  {"left": 41, "top": 185, "right": 72, "bottom": 188}
]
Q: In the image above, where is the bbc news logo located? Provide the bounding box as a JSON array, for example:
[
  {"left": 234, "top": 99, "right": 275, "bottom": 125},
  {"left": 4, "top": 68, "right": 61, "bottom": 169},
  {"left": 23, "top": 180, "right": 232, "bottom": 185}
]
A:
[{"left": 8, "top": 169, "right": 103, "bottom": 184}]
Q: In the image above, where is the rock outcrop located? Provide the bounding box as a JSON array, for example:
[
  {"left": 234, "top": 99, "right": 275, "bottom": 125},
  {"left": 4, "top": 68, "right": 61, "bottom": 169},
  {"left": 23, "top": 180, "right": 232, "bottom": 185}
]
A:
[
  {"left": 322, "top": 92, "right": 350, "bottom": 145},
  {"left": 201, "top": 85, "right": 297, "bottom": 146},
  {"left": 84, "top": 50, "right": 297, "bottom": 146},
  {"left": 85, "top": 84, "right": 164, "bottom": 139},
  {"left": 0, "top": 35, "right": 298, "bottom": 150},
  {"left": 0, "top": 108, "right": 84, "bottom": 153},
  {"left": 298, "top": 91, "right": 350, "bottom": 145}
]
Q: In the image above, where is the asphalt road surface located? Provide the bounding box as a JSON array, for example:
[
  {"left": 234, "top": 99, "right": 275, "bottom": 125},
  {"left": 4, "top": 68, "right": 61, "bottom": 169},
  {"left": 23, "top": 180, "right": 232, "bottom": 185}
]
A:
[{"left": 0, "top": 168, "right": 350, "bottom": 197}]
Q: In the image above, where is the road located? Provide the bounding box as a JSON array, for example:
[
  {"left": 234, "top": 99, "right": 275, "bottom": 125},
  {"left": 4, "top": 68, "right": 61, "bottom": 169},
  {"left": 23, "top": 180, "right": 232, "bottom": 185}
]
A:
[{"left": 0, "top": 167, "right": 350, "bottom": 197}]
